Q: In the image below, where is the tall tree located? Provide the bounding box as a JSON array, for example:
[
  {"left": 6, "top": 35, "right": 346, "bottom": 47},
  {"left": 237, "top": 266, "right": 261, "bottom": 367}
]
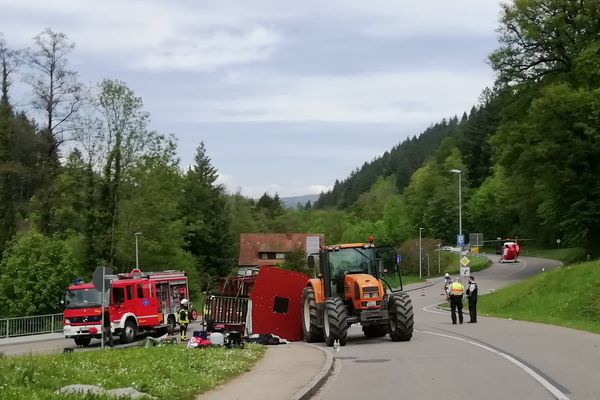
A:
[
  {"left": 23, "top": 29, "right": 82, "bottom": 233},
  {"left": 181, "top": 142, "right": 235, "bottom": 277}
]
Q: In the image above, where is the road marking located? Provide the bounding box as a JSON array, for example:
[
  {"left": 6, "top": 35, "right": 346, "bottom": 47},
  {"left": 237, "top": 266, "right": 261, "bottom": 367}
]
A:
[{"left": 416, "top": 329, "right": 570, "bottom": 400}]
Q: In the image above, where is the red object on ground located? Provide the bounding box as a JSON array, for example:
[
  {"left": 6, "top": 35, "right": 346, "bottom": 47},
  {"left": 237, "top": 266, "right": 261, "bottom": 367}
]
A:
[{"left": 249, "top": 266, "right": 309, "bottom": 341}]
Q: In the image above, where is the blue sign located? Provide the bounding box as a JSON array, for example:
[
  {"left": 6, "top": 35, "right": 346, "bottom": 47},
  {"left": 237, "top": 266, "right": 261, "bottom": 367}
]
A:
[
  {"left": 396, "top": 255, "right": 401, "bottom": 264},
  {"left": 457, "top": 234, "right": 465, "bottom": 247},
  {"left": 142, "top": 298, "right": 149, "bottom": 306}
]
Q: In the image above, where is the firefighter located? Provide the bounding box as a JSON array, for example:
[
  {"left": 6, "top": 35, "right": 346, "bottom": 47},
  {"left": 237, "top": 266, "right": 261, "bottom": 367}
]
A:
[
  {"left": 178, "top": 299, "right": 191, "bottom": 341},
  {"left": 466, "top": 275, "right": 478, "bottom": 323},
  {"left": 447, "top": 278, "right": 464, "bottom": 325}
]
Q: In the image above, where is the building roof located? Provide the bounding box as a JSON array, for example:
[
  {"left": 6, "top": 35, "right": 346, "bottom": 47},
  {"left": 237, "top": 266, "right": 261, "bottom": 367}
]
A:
[{"left": 238, "top": 233, "right": 324, "bottom": 266}]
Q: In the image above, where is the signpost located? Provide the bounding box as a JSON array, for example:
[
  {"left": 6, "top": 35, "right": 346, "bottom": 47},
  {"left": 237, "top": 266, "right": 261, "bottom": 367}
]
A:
[
  {"left": 92, "top": 266, "right": 113, "bottom": 349},
  {"left": 457, "top": 234, "right": 465, "bottom": 247},
  {"left": 460, "top": 256, "right": 471, "bottom": 279}
]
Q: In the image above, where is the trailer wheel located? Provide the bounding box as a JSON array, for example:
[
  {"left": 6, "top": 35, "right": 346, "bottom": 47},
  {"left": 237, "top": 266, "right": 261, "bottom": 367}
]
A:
[
  {"left": 362, "top": 324, "right": 388, "bottom": 338},
  {"left": 324, "top": 298, "right": 347, "bottom": 347},
  {"left": 388, "top": 293, "right": 414, "bottom": 342},
  {"left": 301, "top": 287, "right": 324, "bottom": 342},
  {"left": 74, "top": 337, "right": 91, "bottom": 347},
  {"left": 120, "top": 319, "right": 137, "bottom": 344}
]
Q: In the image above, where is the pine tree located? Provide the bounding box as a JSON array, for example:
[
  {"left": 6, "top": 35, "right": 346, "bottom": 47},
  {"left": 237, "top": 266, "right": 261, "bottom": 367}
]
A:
[{"left": 180, "top": 142, "right": 235, "bottom": 277}]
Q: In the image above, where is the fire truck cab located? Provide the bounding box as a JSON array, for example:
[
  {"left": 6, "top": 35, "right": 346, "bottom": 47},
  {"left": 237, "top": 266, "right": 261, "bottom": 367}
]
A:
[{"left": 63, "top": 269, "right": 194, "bottom": 347}]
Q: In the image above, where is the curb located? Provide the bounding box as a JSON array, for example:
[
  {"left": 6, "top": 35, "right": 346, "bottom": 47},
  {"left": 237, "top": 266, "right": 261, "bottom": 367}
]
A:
[{"left": 290, "top": 343, "right": 334, "bottom": 400}]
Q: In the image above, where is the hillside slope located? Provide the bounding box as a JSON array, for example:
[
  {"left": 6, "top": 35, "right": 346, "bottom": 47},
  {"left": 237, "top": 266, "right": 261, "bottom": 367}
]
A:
[{"left": 478, "top": 261, "right": 600, "bottom": 334}]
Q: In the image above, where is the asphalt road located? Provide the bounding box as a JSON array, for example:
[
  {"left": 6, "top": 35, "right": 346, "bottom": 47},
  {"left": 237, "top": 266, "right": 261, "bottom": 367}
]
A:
[
  {"left": 0, "top": 320, "right": 205, "bottom": 356},
  {"left": 313, "top": 256, "right": 600, "bottom": 400}
]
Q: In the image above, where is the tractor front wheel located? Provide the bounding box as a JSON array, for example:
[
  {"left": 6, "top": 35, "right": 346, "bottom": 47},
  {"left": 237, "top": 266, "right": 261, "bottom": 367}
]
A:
[
  {"left": 301, "top": 287, "right": 324, "bottom": 342},
  {"left": 324, "top": 298, "right": 348, "bottom": 347},
  {"left": 388, "top": 293, "right": 414, "bottom": 342}
]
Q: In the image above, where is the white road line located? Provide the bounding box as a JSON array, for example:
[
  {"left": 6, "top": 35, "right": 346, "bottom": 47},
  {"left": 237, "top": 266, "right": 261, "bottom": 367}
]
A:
[
  {"left": 417, "top": 329, "right": 570, "bottom": 400},
  {"left": 422, "top": 304, "right": 448, "bottom": 315}
]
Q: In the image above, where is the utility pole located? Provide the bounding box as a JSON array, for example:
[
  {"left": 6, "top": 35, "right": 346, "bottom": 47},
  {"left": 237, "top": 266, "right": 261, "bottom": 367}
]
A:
[
  {"left": 426, "top": 253, "right": 430, "bottom": 276},
  {"left": 134, "top": 232, "right": 142, "bottom": 268},
  {"left": 450, "top": 169, "right": 463, "bottom": 276},
  {"left": 419, "top": 227, "right": 424, "bottom": 279}
]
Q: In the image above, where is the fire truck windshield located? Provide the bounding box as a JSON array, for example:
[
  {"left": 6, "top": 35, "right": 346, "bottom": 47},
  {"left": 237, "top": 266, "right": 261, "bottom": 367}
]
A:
[
  {"left": 328, "top": 247, "right": 375, "bottom": 279},
  {"left": 64, "top": 288, "right": 102, "bottom": 309}
]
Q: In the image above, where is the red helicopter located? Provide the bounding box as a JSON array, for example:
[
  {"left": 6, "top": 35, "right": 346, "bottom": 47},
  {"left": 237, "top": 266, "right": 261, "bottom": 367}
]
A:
[{"left": 482, "top": 237, "right": 531, "bottom": 263}]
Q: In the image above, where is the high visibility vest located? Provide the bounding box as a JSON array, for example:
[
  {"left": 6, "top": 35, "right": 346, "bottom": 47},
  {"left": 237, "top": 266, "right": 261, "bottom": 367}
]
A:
[
  {"left": 178, "top": 308, "right": 190, "bottom": 324},
  {"left": 450, "top": 282, "right": 464, "bottom": 296}
]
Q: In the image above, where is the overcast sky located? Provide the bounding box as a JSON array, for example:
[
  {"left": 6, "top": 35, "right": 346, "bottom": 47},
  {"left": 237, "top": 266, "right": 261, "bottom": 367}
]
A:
[{"left": 0, "top": 0, "right": 501, "bottom": 198}]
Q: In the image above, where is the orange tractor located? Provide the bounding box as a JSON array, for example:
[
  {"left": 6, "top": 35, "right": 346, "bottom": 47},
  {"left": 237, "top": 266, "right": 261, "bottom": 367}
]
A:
[{"left": 302, "top": 239, "right": 414, "bottom": 346}]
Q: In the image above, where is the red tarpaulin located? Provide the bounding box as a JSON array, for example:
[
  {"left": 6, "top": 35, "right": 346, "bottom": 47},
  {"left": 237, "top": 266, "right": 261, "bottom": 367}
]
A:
[{"left": 249, "top": 266, "right": 309, "bottom": 341}]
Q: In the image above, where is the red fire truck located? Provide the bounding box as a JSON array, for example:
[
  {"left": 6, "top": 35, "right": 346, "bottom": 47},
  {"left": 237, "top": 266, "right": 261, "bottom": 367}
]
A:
[{"left": 63, "top": 269, "right": 196, "bottom": 347}]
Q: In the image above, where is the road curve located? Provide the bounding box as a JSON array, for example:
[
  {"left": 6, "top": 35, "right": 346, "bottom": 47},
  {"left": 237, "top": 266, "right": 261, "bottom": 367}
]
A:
[{"left": 312, "top": 257, "right": 600, "bottom": 400}]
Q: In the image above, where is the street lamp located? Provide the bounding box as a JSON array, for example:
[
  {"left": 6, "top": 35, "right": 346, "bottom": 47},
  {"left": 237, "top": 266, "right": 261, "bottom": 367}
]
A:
[
  {"left": 419, "top": 227, "right": 424, "bottom": 279},
  {"left": 450, "top": 169, "right": 463, "bottom": 276},
  {"left": 134, "top": 232, "right": 142, "bottom": 268}
]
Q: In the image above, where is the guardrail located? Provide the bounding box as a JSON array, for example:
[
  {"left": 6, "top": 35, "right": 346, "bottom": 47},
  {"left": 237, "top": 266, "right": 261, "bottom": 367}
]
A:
[{"left": 0, "top": 313, "right": 63, "bottom": 338}]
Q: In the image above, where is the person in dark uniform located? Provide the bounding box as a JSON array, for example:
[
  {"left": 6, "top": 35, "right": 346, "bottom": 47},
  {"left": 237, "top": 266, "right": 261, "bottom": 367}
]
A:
[
  {"left": 103, "top": 307, "right": 114, "bottom": 347},
  {"left": 466, "top": 275, "right": 478, "bottom": 323}
]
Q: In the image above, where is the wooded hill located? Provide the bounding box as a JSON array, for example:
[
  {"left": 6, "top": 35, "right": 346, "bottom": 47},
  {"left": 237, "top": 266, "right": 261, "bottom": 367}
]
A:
[
  {"left": 0, "top": 1, "right": 599, "bottom": 317},
  {"left": 316, "top": 0, "right": 600, "bottom": 254}
]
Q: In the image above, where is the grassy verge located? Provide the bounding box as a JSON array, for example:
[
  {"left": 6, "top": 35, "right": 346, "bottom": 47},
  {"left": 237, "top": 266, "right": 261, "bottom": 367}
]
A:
[
  {"left": 520, "top": 247, "right": 587, "bottom": 265},
  {"left": 0, "top": 344, "right": 265, "bottom": 400},
  {"left": 478, "top": 260, "right": 600, "bottom": 334}
]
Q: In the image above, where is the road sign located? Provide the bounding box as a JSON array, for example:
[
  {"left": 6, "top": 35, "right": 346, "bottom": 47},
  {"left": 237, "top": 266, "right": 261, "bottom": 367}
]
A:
[
  {"left": 457, "top": 234, "right": 465, "bottom": 247},
  {"left": 92, "top": 266, "right": 113, "bottom": 296},
  {"left": 460, "top": 266, "right": 471, "bottom": 277},
  {"left": 460, "top": 256, "right": 470, "bottom": 267},
  {"left": 396, "top": 254, "right": 401, "bottom": 264},
  {"left": 471, "top": 246, "right": 479, "bottom": 254}
]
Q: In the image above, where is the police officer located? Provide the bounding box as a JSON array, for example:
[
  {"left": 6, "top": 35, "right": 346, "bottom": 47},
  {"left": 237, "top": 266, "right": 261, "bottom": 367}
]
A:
[
  {"left": 178, "top": 299, "right": 191, "bottom": 341},
  {"left": 446, "top": 278, "right": 464, "bottom": 325},
  {"left": 466, "top": 275, "right": 478, "bottom": 323}
]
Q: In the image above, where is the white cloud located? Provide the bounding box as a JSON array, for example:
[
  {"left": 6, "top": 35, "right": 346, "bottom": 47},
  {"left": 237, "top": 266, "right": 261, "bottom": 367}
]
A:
[{"left": 169, "top": 69, "right": 494, "bottom": 124}]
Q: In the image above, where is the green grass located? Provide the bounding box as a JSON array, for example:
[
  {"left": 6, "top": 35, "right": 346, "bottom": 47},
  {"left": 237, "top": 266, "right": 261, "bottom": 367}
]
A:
[
  {"left": 478, "top": 260, "right": 600, "bottom": 334},
  {"left": 520, "top": 247, "right": 588, "bottom": 265},
  {"left": 0, "top": 344, "right": 265, "bottom": 400}
]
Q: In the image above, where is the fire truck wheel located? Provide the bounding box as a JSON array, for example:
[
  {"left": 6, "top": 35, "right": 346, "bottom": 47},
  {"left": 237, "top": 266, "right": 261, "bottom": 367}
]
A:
[
  {"left": 362, "top": 324, "right": 388, "bottom": 338},
  {"left": 301, "top": 287, "right": 324, "bottom": 342},
  {"left": 324, "top": 298, "right": 347, "bottom": 347},
  {"left": 388, "top": 293, "right": 414, "bottom": 342},
  {"left": 120, "top": 319, "right": 138, "bottom": 344},
  {"left": 74, "top": 337, "right": 91, "bottom": 347},
  {"left": 167, "top": 315, "right": 176, "bottom": 334}
]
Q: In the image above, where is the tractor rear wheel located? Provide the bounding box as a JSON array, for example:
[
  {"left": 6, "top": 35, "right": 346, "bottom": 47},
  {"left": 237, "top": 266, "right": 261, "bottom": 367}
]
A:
[
  {"left": 362, "top": 324, "right": 388, "bottom": 338},
  {"left": 324, "top": 298, "right": 348, "bottom": 347},
  {"left": 301, "top": 287, "right": 324, "bottom": 342},
  {"left": 388, "top": 293, "right": 414, "bottom": 342}
]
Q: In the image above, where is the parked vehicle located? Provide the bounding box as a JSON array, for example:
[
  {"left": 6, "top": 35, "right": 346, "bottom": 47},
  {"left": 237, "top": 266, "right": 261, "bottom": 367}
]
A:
[{"left": 62, "top": 269, "right": 196, "bottom": 347}]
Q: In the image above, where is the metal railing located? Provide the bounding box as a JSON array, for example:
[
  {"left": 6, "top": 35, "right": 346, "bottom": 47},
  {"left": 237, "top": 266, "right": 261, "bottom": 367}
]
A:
[{"left": 0, "top": 313, "right": 63, "bottom": 338}]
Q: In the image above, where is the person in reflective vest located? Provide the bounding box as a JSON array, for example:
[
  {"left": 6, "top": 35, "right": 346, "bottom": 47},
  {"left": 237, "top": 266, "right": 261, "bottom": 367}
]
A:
[
  {"left": 466, "top": 275, "right": 478, "bottom": 323},
  {"left": 178, "top": 299, "right": 191, "bottom": 341},
  {"left": 446, "top": 279, "right": 464, "bottom": 324}
]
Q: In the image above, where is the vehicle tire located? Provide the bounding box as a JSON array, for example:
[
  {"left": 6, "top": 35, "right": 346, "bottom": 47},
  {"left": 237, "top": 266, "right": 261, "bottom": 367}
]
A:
[
  {"left": 120, "top": 319, "right": 138, "bottom": 344},
  {"left": 167, "top": 315, "right": 176, "bottom": 335},
  {"left": 362, "top": 324, "right": 388, "bottom": 338},
  {"left": 323, "top": 298, "right": 348, "bottom": 347},
  {"left": 74, "top": 336, "right": 91, "bottom": 347},
  {"left": 301, "top": 287, "right": 324, "bottom": 342},
  {"left": 388, "top": 293, "right": 414, "bottom": 342}
]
